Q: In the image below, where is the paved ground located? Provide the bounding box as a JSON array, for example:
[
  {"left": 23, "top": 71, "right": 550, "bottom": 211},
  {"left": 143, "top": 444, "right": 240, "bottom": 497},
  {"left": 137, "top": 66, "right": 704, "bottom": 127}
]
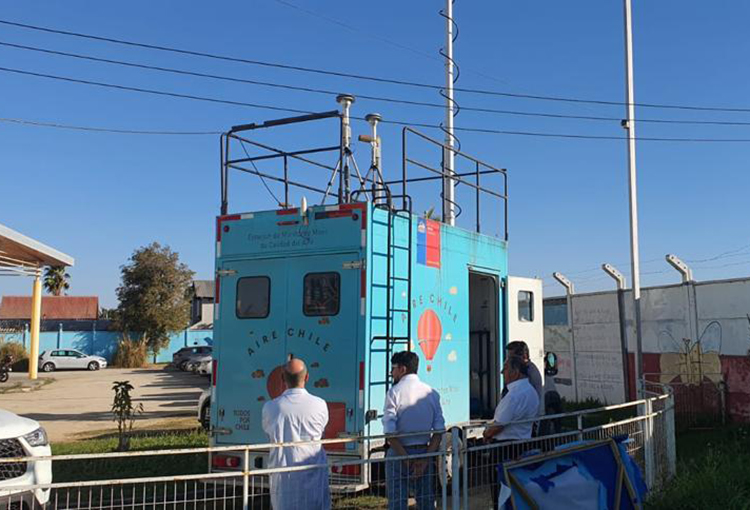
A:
[{"left": 0, "top": 367, "right": 208, "bottom": 442}]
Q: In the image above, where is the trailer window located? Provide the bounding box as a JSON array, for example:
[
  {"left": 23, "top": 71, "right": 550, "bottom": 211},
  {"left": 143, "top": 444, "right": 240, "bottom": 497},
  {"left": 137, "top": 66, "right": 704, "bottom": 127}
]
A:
[
  {"left": 518, "top": 291, "right": 534, "bottom": 322},
  {"left": 236, "top": 277, "right": 270, "bottom": 318},
  {"left": 303, "top": 272, "right": 340, "bottom": 316}
]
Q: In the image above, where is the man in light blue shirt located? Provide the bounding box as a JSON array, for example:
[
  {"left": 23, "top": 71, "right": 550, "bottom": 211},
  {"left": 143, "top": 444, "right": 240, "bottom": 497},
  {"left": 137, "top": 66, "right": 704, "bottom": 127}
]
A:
[{"left": 382, "top": 351, "right": 445, "bottom": 510}]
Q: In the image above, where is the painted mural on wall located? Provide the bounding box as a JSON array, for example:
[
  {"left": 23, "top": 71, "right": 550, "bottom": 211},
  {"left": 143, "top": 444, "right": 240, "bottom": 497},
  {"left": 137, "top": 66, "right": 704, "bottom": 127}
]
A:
[{"left": 657, "top": 321, "right": 723, "bottom": 385}]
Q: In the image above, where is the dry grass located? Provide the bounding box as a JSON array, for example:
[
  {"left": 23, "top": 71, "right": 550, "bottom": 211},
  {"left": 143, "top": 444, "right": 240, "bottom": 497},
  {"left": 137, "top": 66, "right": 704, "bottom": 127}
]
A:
[{"left": 111, "top": 335, "right": 148, "bottom": 368}]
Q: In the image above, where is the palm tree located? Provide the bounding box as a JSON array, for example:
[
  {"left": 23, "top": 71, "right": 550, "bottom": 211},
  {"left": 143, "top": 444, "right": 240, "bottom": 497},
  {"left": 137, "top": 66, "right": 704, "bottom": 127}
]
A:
[{"left": 43, "top": 266, "right": 70, "bottom": 296}]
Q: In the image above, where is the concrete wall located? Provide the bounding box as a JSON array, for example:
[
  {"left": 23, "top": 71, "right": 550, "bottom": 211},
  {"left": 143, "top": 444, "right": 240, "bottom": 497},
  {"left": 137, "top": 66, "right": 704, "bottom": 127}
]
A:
[{"left": 544, "top": 277, "right": 750, "bottom": 421}]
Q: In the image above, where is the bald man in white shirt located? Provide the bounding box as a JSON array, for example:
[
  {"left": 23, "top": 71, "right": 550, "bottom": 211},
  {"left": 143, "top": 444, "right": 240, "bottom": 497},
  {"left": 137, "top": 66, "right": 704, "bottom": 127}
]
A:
[
  {"left": 262, "top": 358, "right": 330, "bottom": 510},
  {"left": 383, "top": 351, "right": 445, "bottom": 510}
]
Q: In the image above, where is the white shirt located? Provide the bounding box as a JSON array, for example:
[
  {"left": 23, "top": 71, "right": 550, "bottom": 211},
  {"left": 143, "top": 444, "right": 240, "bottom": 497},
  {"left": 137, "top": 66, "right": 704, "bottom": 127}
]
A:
[
  {"left": 382, "top": 374, "right": 445, "bottom": 446},
  {"left": 262, "top": 388, "right": 330, "bottom": 510},
  {"left": 492, "top": 378, "right": 539, "bottom": 441}
]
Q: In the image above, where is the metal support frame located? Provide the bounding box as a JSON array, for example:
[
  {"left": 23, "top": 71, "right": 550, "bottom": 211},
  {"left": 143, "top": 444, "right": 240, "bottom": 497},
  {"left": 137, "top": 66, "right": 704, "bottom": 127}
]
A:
[
  {"left": 602, "top": 263, "right": 632, "bottom": 401},
  {"left": 450, "top": 429, "right": 460, "bottom": 510},
  {"left": 221, "top": 110, "right": 346, "bottom": 215},
  {"left": 553, "top": 272, "right": 579, "bottom": 401},
  {"left": 665, "top": 254, "right": 693, "bottom": 283},
  {"left": 220, "top": 98, "right": 389, "bottom": 215},
  {"left": 442, "top": 0, "right": 457, "bottom": 226},
  {"left": 337, "top": 94, "right": 355, "bottom": 204},
  {"left": 401, "top": 127, "right": 508, "bottom": 238}
]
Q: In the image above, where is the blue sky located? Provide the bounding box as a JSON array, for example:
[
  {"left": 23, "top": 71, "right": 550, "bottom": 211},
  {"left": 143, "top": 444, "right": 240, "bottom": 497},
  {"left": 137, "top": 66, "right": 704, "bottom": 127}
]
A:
[{"left": 1, "top": 1, "right": 749, "bottom": 307}]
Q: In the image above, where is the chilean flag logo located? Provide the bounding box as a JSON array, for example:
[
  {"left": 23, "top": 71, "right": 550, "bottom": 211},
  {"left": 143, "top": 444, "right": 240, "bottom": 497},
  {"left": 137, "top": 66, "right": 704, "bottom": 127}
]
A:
[{"left": 417, "top": 218, "right": 441, "bottom": 269}]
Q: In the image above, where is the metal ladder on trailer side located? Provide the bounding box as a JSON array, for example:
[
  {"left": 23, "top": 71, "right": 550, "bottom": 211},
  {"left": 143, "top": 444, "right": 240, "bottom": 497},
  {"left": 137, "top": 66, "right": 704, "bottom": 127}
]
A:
[{"left": 367, "top": 195, "right": 413, "bottom": 422}]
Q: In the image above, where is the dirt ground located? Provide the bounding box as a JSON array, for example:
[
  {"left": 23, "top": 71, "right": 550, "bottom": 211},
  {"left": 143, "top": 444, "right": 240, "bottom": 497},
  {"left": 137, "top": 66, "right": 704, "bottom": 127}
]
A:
[{"left": 0, "top": 367, "right": 208, "bottom": 442}]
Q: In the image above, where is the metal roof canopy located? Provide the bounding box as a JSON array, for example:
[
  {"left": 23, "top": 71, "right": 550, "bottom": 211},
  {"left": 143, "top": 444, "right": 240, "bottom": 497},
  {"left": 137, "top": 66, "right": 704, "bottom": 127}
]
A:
[{"left": 0, "top": 223, "right": 74, "bottom": 276}]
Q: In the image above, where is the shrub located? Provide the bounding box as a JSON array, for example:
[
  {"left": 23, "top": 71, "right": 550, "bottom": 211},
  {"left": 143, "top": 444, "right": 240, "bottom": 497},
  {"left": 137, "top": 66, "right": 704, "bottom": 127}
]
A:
[
  {"left": 112, "top": 336, "right": 147, "bottom": 368},
  {"left": 111, "top": 380, "right": 144, "bottom": 451},
  {"left": 0, "top": 341, "right": 29, "bottom": 371},
  {"left": 0, "top": 341, "right": 28, "bottom": 361}
]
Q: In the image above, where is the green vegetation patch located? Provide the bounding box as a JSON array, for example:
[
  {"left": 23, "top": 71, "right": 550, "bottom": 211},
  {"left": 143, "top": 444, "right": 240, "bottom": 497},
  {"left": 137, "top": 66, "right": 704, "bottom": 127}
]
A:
[
  {"left": 52, "top": 429, "right": 209, "bottom": 483},
  {"left": 648, "top": 425, "right": 750, "bottom": 509}
]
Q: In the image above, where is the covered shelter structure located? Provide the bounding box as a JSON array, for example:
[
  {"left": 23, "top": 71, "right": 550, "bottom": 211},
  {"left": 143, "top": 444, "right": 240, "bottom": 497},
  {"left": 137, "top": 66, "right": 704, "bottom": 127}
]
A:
[{"left": 0, "top": 223, "right": 74, "bottom": 379}]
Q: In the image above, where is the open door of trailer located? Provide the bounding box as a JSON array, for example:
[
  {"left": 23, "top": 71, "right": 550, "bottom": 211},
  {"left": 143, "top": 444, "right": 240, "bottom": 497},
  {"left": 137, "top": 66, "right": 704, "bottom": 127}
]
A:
[
  {"left": 468, "top": 271, "right": 502, "bottom": 420},
  {"left": 507, "top": 276, "right": 545, "bottom": 386}
]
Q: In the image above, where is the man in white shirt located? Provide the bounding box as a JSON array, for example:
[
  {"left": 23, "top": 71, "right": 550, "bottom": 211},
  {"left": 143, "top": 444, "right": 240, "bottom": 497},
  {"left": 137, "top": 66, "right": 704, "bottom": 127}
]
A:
[
  {"left": 483, "top": 356, "right": 539, "bottom": 510},
  {"left": 382, "top": 351, "right": 445, "bottom": 510},
  {"left": 262, "top": 358, "right": 330, "bottom": 510}
]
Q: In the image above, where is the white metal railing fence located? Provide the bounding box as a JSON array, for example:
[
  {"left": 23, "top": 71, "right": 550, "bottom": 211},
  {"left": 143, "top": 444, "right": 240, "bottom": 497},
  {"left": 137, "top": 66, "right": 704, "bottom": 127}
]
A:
[{"left": 0, "top": 384, "right": 674, "bottom": 509}]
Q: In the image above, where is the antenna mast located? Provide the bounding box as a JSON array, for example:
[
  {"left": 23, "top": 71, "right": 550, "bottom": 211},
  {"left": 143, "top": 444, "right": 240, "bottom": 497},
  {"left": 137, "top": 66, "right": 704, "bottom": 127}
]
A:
[{"left": 442, "top": 0, "right": 457, "bottom": 225}]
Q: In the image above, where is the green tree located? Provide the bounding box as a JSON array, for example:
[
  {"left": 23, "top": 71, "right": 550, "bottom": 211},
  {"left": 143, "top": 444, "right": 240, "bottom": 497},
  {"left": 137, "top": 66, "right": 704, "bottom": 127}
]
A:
[
  {"left": 43, "top": 266, "right": 70, "bottom": 296},
  {"left": 114, "top": 243, "right": 194, "bottom": 355}
]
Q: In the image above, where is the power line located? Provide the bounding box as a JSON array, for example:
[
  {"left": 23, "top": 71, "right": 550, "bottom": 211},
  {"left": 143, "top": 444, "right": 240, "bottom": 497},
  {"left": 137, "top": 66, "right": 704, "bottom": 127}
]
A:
[
  {"left": 271, "top": 0, "right": 439, "bottom": 63},
  {"left": 0, "top": 65, "right": 311, "bottom": 115},
  {"left": 5, "top": 17, "right": 750, "bottom": 114},
  {"left": 10, "top": 39, "right": 750, "bottom": 127},
  {"left": 544, "top": 242, "right": 750, "bottom": 286},
  {"left": 0, "top": 40, "right": 616, "bottom": 124},
  {"left": 0, "top": 116, "right": 220, "bottom": 135},
  {"left": 684, "top": 243, "right": 750, "bottom": 263},
  {"left": 7, "top": 64, "right": 750, "bottom": 143},
  {"left": 271, "top": 0, "right": 514, "bottom": 88}
]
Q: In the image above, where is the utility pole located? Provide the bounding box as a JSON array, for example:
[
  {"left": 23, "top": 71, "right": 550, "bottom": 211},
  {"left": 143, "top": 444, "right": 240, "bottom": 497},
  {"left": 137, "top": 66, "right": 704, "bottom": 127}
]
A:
[
  {"left": 442, "top": 0, "right": 456, "bottom": 226},
  {"left": 622, "top": 0, "right": 644, "bottom": 397}
]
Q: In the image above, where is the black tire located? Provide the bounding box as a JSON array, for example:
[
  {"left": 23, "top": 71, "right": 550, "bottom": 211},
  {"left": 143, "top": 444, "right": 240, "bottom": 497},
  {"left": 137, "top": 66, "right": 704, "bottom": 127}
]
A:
[
  {"left": 87, "top": 361, "right": 100, "bottom": 371},
  {"left": 200, "top": 400, "right": 211, "bottom": 430},
  {"left": 42, "top": 362, "right": 55, "bottom": 373},
  {"left": 0, "top": 371, "right": 8, "bottom": 383},
  {"left": 179, "top": 361, "right": 189, "bottom": 371}
]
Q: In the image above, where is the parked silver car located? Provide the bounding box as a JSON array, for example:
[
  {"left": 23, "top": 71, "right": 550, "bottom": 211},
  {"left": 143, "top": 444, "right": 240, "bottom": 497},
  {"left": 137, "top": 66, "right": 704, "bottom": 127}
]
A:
[
  {"left": 38, "top": 349, "right": 108, "bottom": 372},
  {"left": 172, "top": 346, "right": 212, "bottom": 371}
]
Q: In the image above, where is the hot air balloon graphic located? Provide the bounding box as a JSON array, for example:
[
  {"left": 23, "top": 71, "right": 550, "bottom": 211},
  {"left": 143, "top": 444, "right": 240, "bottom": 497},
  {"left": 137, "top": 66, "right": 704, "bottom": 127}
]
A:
[{"left": 417, "top": 309, "right": 443, "bottom": 372}]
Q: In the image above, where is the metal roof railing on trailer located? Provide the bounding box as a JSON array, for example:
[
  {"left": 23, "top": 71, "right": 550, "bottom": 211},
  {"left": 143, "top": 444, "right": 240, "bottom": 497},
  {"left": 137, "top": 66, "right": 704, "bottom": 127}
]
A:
[
  {"left": 219, "top": 98, "right": 509, "bottom": 242},
  {"left": 396, "top": 126, "right": 508, "bottom": 239}
]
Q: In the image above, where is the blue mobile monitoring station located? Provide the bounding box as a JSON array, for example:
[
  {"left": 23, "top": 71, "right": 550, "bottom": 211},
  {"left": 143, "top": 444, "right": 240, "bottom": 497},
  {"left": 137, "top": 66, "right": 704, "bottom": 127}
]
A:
[{"left": 210, "top": 97, "right": 544, "bottom": 486}]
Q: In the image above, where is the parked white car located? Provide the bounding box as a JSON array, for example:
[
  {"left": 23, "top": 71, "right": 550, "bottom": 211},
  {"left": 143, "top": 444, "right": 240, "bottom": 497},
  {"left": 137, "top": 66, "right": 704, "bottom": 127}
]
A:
[
  {"left": 0, "top": 409, "right": 51, "bottom": 508},
  {"left": 38, "top": 349, "right": 108, "bottom": 372},
  {"left": 198, "top": 359, "right": 212, "bottom": 377},
  {"left": 187, "top": 355, "right": 212, "bottom": 374}
]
